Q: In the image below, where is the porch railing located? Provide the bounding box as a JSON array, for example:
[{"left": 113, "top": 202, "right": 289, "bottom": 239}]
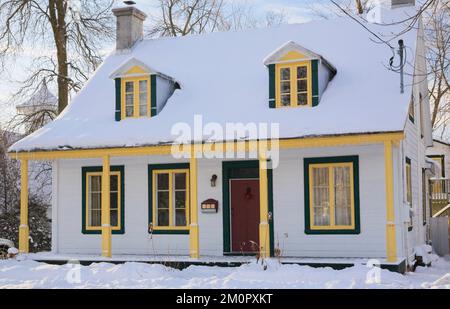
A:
[{"left": 430, "top": 178, "right": 450, "bottom": 217}]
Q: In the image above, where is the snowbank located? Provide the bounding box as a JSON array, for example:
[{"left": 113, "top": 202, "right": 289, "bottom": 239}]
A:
[{"left": 0, "top": 256, "right": 449, "bottom": 289}]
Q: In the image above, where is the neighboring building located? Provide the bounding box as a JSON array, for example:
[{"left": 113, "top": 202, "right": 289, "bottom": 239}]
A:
[
  {"left": 9, "top": 1, "right": 435, "bottom": 273},
  {"left": 15, "top": 82, "right": 57, "bottom": 135},
  {"left": 427, "top": 139, "right": 450, "bottom": 178},
  {"left": 13, "top": 82, "right": 57, "bottom": 211},
  {"left": 426, "top": 139, "right": 450, "bottom": 216}
]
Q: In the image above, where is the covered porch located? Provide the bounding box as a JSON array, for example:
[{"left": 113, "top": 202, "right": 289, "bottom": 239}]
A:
[{"left": 10, "top": 132, "right": 404, "bottom": 264}]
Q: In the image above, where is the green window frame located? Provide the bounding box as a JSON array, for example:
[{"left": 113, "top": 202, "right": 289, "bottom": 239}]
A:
[
  {"left": 81, "top": 166, "right": 125, "bottom": 234},
  {"left": 148, "top": 163, "right": 190, "bottom": 234},
  {"left": 304, "top": 156, "right": 360, "bottom": 234}
]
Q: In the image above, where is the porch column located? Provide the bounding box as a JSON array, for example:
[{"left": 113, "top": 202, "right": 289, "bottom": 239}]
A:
[
  {"left": 189, "top": 151, "right": 199, "bottom": 258},
  {"left": 384, "top": 141, "right": 397, "bottom": 262},
  {"left": 259, "top": 157, "right": 270, "bottom": 258},
  {"left": 19, "top": 159, "right": 29, "bottom": 253},
  {"left": 101, "top": 155, "right": 112, "bottom": 258}
]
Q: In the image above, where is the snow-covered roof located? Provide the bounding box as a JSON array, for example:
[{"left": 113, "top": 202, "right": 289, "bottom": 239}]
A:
[
  {"left": 16, "top": 83, "right": 57, "bottom": 109},
  {"left": 10, "top": 8, "right": 419, "bottom": 153},
  {"left": 263, "top": 40, "right": 336, "bottom": 74}
]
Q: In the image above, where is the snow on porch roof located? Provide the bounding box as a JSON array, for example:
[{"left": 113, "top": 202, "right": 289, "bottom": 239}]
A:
[{"left": 9, "top": 14, "right": 418, "bottom": 153}]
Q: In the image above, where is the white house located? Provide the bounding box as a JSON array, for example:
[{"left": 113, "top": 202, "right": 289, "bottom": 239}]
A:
[{"left": 9, "top": 0, "right": 435, "bottom": 273}]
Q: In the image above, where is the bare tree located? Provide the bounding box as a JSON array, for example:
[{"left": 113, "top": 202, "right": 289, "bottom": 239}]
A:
[
  {"left": 0, "top": 129, "right": 20, "bottom": 215},
  {"left": 312, "top": 0, "right": 448, "bottom": 139},
  {"left": 424, "top": 0, "right": 449, "bottom": 138},
  {"left": 146, "top": 0, "right": 288, "bottom": 38},
  {"left": 0, "top": 0, "right": 115, "bottom": 114},
  {"left": 147, "top": 0, "right": 225, "bottom": 37}
]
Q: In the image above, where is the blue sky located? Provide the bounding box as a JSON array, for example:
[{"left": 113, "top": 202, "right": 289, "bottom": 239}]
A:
[{"left": 0, "top": 0, "right": 333, "bottom": 125}]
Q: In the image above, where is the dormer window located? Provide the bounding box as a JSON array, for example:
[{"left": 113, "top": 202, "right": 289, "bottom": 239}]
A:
[
  {"left": 264, "top": 41, "right": 336, "bottom": 109},
  {"left": 277, "top": 62, "right": 311, "bottom": 107},
  {"left": 110, "top": 57, "right": 177, "bottom": 121},
  {"left": 122, "top": 77, "right": 150, "bottom": 118}
]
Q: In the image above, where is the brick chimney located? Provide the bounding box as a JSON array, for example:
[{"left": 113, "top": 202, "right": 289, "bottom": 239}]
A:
[{"left": 112, "top": 5, "right": 147, "bottom": 51}]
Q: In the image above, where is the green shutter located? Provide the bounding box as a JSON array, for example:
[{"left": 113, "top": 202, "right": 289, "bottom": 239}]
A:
[
  {"left": 311, "top": 59, "right": 319, "bottom": 107},
  {"left": 115, "top": 78, "right": 121, "bottom": 121},
  {"left": 268, "top": 64, "right": 276, "bottom": 108},
  {"left": 151, "top": 75, "right": 157, "bottom": 116}
]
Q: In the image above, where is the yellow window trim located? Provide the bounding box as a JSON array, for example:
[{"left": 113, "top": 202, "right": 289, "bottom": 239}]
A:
[
  {"left": 275, "top": 60, "right": 312, "bottom": 108},
  {"left": 121, "top": 75, "right": 151, "bottom": 119},
  {"left": 308, "top": 162, "right": 355, "bottom": 230},
  {"left": 85, "top": 171, "right": 122, "bottom": 231},
  {"left": 152, "top": 169, "right": 190, "bottom": 230},
  {"left": 406, "top": 160, "right": 412, "bottom": 205}
]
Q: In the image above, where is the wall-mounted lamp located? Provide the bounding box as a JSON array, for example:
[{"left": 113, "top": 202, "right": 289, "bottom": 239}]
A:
[{"left": 210, "top": 174, "right": 217, "bottom": 187}]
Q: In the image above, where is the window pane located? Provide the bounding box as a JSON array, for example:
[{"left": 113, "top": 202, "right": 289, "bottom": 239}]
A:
[
  {"left": 297, "top": 66, "right": 307, "bottom": 79},
  {"left": 126, "top": 106, "right": 133, "bottom": 117},
  {"left": 110, "top": 209, "right": 118, "bottom": 227},
  {"left": 281, "top": 94, "right": 290, "bottom": 106},
  {"left": 126, "top": 94, "right": 133, "bottom": 107},
  {"left": 157, "top": 191, "right": 169, "bottom": 209},
  {"left": 280, "top": 68, "right": 290, "bottom": 80},
  {"left": 297, "top": 93, "right": 308, "bottom": 106},
  {"left": 174, "top": 173, "right": 186, "bottom": 190},
  {"left": 312, "top": 167, "right": 330, "bottom": 226},
  {"left": 90, "top": 175, "right": 101, "bottom": 192},
  {"left": 175, "top": 209, "right": 186, "bottom": 226},
  {"left": 297, "top": 79, "right": 307, "bottom": 92},
  {"left": 157, "top": 173, "right": 169, "bottom": 190},
  {"left": 334, "top": 166, "right": 352, "bottom": 226},
  {"left": 125, "top": 81, "right": 134, "bottom": 93},
  {"left": 90, "top": 192, "right": 101, "bottom": 210},
  {"left": 139, "top": 104, "right": 147, "bottom": 117},
  {"left": 90, "top": 209, "right": 101, "bottom": 227},
  {"left": 139, "top": 80, "right": 148, "bottom": 92},
  {"left": 280, "top": 81, "right": 290, "bottom": 93},
  {"left": 110, "top": 175, "right": 118, "bottom": 191},
  {"left": 110, "top": 192, "right": 118, "bottom": 210},
  {"left": 175, "top": 191, "right": 186, "bottom": 209},
  {"left": 158, "top": 209, "right": 169, "bottom": 226}
]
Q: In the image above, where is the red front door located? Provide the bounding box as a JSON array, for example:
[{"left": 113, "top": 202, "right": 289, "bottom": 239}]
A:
[{"left": 230, "top": 179, "right": 260, "bottom": 253}]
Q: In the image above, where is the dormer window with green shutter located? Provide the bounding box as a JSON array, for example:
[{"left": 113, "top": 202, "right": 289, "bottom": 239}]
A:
[
  {"left": 110, "top": 57, "right": 177, "bottom": 121},
  {"left": 264, "top": 41, "right": 336, "bottom": 109}
]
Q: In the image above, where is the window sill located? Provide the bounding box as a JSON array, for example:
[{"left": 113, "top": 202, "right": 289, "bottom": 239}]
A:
[
  {"left": 150, "top": 229, "right": 189, "bottom": 235},
  {"left": 82, "top": 229, "right": 125, "bottom": 235},
  {"left": 305, "top": 228, "right": 360, "bottom": 235}
]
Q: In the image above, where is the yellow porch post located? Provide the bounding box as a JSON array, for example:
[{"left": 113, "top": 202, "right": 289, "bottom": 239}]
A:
[
  {"left": 101, "top": 155, "right": 112, "bottom": 258},
  {"left": 259, "top": 157, "right": 270, "bottom": 258},
  {"left": 384, "top": 141, "right": 397, "bottom": 262},
  {"left": 189, "top": 148, "right": 200, "bottom": 258},
  {"left": 19, "top": 159, "right": 29, "bottom": 253}
]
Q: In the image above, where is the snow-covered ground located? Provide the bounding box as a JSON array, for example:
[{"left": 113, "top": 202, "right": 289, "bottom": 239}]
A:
[
  {"left": 0, "top": 256, "right": 450, "bottom": 289},
  {"left": 0, "top": 256, "right": 449, "bottom": 289}
]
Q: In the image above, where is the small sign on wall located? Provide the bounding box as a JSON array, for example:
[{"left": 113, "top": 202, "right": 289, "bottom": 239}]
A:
[{"left": 201, "top": 199, "right": 219, "bottom": 213}]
